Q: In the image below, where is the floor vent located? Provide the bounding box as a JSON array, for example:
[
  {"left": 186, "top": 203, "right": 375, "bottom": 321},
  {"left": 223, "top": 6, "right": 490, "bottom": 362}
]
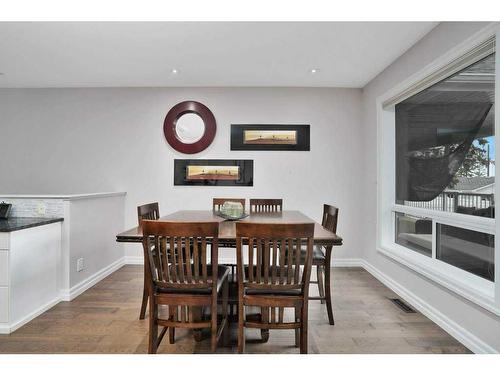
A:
[{"left": 390, "top": 298, "right": 416, "bottom": 313}]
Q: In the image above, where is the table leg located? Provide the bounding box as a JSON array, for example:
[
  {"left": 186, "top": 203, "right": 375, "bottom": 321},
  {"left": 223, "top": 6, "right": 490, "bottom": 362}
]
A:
[{"left": 324, "top": 245, "right": 334, "bottom": 325}]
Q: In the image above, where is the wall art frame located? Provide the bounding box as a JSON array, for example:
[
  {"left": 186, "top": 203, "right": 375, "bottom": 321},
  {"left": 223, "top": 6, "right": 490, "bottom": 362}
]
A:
[
  {"left": 230, "top": 124, "right": 310, "bottom": 151},
  {"left": 174, "top": 159, "right": 253, "bottom": 186}
]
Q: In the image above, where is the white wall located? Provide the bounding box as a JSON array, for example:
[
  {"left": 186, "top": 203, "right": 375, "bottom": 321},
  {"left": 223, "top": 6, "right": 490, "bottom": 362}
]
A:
[
  {"left": 0, "top": 87, "right": 363, "bottom": 261},
  {"left": 361, "top": 22, "right": 500, "bottom": 352},
  {"left": 64, "top": 195, "right": 125, "bottom": 294}
]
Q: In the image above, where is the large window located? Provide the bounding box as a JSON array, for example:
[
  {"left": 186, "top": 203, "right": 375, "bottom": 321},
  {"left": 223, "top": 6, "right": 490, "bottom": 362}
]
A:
[
  {"left": 377, "top": 33, "right": 499, "bottom": 313},
  {"left": 396, "top": 54, "right": 495, "bottom": 218},
  {"left": 393, "top": 52, "right": 495, "bottom": 280}
]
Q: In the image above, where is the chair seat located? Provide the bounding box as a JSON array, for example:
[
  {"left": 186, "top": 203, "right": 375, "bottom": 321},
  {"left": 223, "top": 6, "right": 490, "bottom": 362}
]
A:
[
  {"left": 156, "top": 265, "right": 230, "bottom": 295},
  {"left": 300, "top": 245, "right": 325, "bottom": 261},
  {"left": 245, "top": 287, "right": 302, "bottom": 296}
]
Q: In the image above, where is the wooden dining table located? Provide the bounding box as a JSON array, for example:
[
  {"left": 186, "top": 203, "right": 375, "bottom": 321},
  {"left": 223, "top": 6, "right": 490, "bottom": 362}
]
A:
[
  {"left": 116, "top": 210, "right": 342, "bottom": 246},
  {"left": 115, "top": 210, "right": 343, "bottom": 325}
]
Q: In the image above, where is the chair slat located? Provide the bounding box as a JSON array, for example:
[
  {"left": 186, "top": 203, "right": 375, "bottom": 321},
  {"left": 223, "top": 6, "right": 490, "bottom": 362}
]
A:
[
  {"left": 160, "top": 237, "right": 169, "bottom": 282},
  {"left": 287, "top": 238, "right": 293, "bottom": 284},
  {"left": 201, "top": 238, "right": 208, "bottom": 283},
  {"left": 169, "top": 237, "right": 177, "bottom": 282},
  {"left": 177, "top": 237, "right": 185, "bottom": 283},
  {"left": 193, "top": 238, "right": 199, "bottom": 282},
  {"left": 263, "top": 239, "right": 270, "bottom": 283},
  {"left": 271, "top": 240, "right": 278, "bottom": 284},
  {"left": 185, "top": 237, "right": 192, "bottom": 283},
  {"left": 248, "top": 238, "right": 254, "bottom": 283},
  {"left": 279, "top": 239, "right": 286, "bottom": 285},
  {"left": 256, "top": 239, "right": 262, "bottom": 283},
  {"left": 294, "top": 238, "right": 301, "bottom": 284}
]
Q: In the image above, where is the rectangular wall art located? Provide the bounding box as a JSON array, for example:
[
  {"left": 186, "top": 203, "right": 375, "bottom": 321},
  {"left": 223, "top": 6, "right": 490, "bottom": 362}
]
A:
[
  {"left": 231, "top": 124, "right": 310, "bottom": 151},
  {"left": 174, "top": 159, "right": 253, "bottom": 186}
]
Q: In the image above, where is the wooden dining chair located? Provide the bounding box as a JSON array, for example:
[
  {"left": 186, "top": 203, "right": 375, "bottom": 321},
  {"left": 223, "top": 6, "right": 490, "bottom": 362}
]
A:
[
  {"left": 302, "top": 204, "right": 339, "bottom": 325},
  {"left": 236, "top": 222, "right": 315, "bottom": 354},
  {"left": 212, "top": 198, "right": 246, "bottom": 211},
  {"left": 142, "top": 220, "right": 230, "bottom": 353},
  {"left": 137, "top": 202, "right": 160, "bottom": 320},
  {"left": 249, "top": 199, "right": 283, "bottom": 213}
]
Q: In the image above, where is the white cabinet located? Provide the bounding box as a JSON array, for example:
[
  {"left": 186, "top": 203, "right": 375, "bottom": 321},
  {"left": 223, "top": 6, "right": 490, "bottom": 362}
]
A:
[{"left": 0, "top": 222, "right": 62, "bottom": 334}]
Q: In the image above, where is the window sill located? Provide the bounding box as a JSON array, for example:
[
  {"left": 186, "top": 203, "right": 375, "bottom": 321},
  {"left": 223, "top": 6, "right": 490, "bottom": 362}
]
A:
[{"left": 377, "top": 242, "right": 500, "bottom": 317}]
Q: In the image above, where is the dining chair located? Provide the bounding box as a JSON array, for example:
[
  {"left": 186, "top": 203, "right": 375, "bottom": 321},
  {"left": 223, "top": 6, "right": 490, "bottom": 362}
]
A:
[
  {"left": 212, "top": 198, "right": 246, "bottom": 211},
  {"left": 236, "top": 222, "right": 315, "bottom": 354},
  {"left": 137, "top": 202, "right": 160, "bottom": 320},
  {"left": 302, "top": 204, "right": 339, "bottom": 325},
  {"left": 249, "top": 199, "right": 283, "bottom": 213},
  {"left": 142, "top": 220, "right": 230, "bottom": 353}
]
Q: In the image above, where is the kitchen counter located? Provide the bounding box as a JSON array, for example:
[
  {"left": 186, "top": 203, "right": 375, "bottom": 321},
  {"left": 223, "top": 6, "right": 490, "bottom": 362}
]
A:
[{"left": 0, "top": 217, "right": 64, "bottom": 232}]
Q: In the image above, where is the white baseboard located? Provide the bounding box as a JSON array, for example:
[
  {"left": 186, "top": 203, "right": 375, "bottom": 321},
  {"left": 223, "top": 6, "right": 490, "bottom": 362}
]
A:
[
  {"left": 0, "top": 296, "right": 61, "bottom": 334},
  {"left": 60, "top": 257, "right": 125, "bottom": 301},
  {"left": 361, "top": 259, "right": 496, "bottom": 354},
  {"left": 124, "top": 255, "right": 144, "bottom": 265},
  {"left": 332, "top": 258, "right": 363, "bottom": 267}
]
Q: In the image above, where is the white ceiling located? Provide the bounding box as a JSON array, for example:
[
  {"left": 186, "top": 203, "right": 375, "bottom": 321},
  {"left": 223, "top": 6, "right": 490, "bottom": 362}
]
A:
[{"left": 0, "top": 22, "right": 437, "bottom": 88}]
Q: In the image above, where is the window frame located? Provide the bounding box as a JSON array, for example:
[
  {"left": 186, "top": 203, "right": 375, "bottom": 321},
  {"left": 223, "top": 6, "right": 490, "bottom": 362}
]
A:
[{"left": 376, "top": 23, "right": 500, "bottom": 316}]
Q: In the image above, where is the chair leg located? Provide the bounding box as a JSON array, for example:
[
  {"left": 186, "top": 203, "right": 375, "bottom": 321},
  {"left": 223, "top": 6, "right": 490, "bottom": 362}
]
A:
[
  {"left": 317, "top": 265, "right": 326, "bottom": 305},
  {"left": 238, "top": 304, "right": 245, "bottom": 354},
  {"left": 324, "top": 260, "right": 335, "bottom": 325},
  {"left": 222, "top": 279, "right": 230, "bottom": 346},
  {"left": 261, "top": 307, "right": 269, "bottom": 342},
  {"left": 294, "top": 305, "right": 300, "bottom": 348},
  {"left": 192, "top": 307, "right": 203, "bottom": 342},
  {"left": 140, "top": 272, "right": 149, "bottom": 319},
  {"left": 210, "top": 302, "right": 218, "bottom": 353},
  {"left": 300, "top": 302, "right": 308, "bottom": 354},
  {"left": 148, "top": 296, "right": 158, "bottom": 354},
  {"left": 169, "top": 305, "right": 176, "bottom": 344}
]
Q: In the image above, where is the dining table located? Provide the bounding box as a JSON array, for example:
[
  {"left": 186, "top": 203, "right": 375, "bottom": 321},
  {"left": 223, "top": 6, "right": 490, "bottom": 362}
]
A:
[
  {"left": 116, "top": 209, "right": 342, "bottom": 246},
  {"left": 115, "top": 209, "right": 343, "bottom": 325}
]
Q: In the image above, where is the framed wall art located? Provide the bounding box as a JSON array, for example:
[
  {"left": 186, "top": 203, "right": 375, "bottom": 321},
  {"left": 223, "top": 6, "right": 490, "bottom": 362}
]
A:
[
  {"left": 230, "top": 124, "right": 310, "bottom": 151},
  {"left": 174, "top": 159, "right": 253, "bottom": 186}
]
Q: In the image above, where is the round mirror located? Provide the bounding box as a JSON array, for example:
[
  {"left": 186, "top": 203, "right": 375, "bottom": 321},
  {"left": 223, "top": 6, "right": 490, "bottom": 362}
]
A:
[
  {"left": 175, "top": 113, "right": 205, "bottom": 144},
  {"left": 164, "top": 101, "right": 217, "bottom": 154}
]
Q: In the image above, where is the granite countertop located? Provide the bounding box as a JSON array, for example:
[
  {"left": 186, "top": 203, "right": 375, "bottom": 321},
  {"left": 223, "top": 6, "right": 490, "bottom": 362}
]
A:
[{"left": 0, "top": 217, "right": 64, "bottom": 232}]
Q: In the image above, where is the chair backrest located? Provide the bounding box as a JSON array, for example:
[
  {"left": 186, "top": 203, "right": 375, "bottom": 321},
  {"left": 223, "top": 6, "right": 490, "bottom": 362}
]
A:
[
  {"left": 249, "top": 199, "right": 283, "bottom": 213},
  {"left": 322, "top": 204, "right": 339, "bottom": 233},
  {"left": 236, "top": 222, "right": 314, "bottom": 294},
  {"left": 137, "top": 202, "right": 160, "bottom": 227},
  {"left": 213, "top": 198, "right": 246, "bottom": 211},
  {"left": 142, "top": 220, "right": 219, "bottom": 292}
]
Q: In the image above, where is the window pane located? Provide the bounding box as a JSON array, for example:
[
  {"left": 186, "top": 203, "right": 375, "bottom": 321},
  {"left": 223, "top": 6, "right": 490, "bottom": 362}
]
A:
[
  {"left": 436, "top": 224, "right": 494, "bottom": 281},
  {"left": 395, "top": 53, "right": 495, "bottom": 218},
  {"left": 395, "top": 212, "right": 432, "bottom": 257}
]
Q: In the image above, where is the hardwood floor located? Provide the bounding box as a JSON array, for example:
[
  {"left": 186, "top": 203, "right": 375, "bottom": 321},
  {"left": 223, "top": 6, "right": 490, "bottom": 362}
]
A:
[{"left": 0, "top": 265, "right": 471, "bottom": 354}]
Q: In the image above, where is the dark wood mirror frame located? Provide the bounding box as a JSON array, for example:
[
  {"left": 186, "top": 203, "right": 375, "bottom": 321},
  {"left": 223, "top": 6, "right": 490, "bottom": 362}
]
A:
[{"left": 163, "top": 101, "right": 217, "bottom": 154}]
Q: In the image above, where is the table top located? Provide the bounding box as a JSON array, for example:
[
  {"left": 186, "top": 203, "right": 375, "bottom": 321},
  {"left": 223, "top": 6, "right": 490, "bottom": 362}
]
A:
[
  {"left": 0, "top": 217, "right": 64, "bottom": 232},
  {"left": 116, "top": 210, "right": 342, "bottom": 246}
]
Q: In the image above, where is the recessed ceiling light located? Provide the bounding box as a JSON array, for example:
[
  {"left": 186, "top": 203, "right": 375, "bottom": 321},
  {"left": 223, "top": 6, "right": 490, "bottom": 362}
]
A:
[
  {"left": 310, "top": 68, "right": 319, "bottom": 74},
  {"left": 171, "top": 68, "right": 179, "bottom": 74}
]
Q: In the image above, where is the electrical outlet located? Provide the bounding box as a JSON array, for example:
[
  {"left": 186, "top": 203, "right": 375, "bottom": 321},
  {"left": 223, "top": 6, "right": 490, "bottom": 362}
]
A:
[
  {"left": 36, "top": 202, "right": 46, "bottom": 215},
  {"left": 77, "top": 258, "right": 85, "bottom": 272}
]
